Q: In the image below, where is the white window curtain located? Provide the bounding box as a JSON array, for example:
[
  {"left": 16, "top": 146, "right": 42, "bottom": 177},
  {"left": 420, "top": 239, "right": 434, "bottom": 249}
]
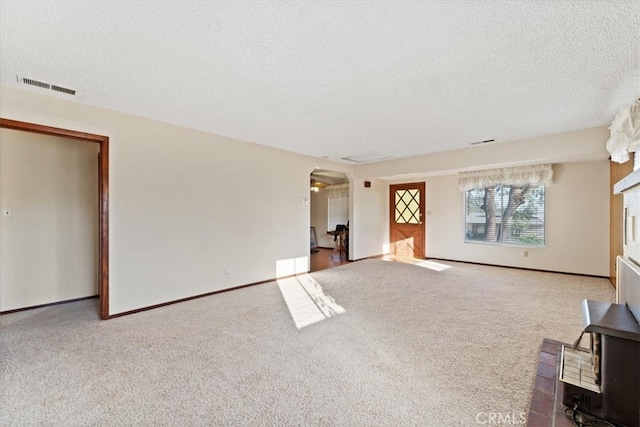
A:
[
  {"left": 606, "top": 99, "right": 640, "bottom": 163},
  {"left": 328, "top": 198, "right": 349, "bottom": 232},
  {"left": 457, "top": 164, "right": 553, "bottom": 191},
  {"left": 324, "top": 183, "right": 349, "bottom": 199}
]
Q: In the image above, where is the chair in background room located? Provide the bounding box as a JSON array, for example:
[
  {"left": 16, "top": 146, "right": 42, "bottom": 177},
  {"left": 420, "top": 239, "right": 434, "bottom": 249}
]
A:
[{"left": 332, "top": 224, "right": 348, "bottom": 260}]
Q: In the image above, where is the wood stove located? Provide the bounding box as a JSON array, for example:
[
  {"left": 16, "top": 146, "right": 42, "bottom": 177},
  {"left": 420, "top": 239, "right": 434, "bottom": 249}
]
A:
[{"left": 559, "top": 275, "right": 640, "bottom": 426}]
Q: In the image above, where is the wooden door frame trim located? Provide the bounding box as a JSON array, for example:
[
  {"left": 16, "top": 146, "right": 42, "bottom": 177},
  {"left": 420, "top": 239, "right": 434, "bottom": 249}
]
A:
[{"left": 0, "top": 118, "right": 110, "bottom": 319}]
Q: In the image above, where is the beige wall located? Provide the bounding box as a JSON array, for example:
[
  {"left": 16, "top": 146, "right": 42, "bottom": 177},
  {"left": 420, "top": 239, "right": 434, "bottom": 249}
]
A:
[
  {"left": 404, "top": 160, "right": 609, "bottom": 275},
  {"left": 0, "top": 85, "right": 612, "bottom": 315},
  {"left": 0, "top": 129, "right": 99, "bottom": 310},
  {"left": 357, "top": 126, "right": 609, "bottom": 179},
  {"left": 353, "top": 126, "right": 611, "bottom": 276},
  {"left": 354, "top": 126, "right": 611, "bottom": 275},
  {"left": 0, "top": 86, "right": 356, "bottom": 315},
  {"left": 352, "top": 178, "right": 387, "bottom": 259}
]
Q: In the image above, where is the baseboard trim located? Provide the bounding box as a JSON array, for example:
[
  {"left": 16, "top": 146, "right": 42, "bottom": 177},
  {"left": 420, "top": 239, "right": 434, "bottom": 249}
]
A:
[
  {"left": 353, "top": 253, "right": 386, "bottom": 262},
  {"left": 0, "top": 295, "right": 99, "bottom": 315},
  {"left": 107, "top": 273, "right": 302, "bottom": 320},
  {"left": 426, "top": 257, "right": 609, "bottom": 279},
  {"left": 8, "top": 257, "right": 599, "bottom": 319}
]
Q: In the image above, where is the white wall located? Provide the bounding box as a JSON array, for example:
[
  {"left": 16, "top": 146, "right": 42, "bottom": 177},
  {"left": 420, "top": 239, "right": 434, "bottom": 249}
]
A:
[
  {"left": 623, "top": 183, "right": 640, "bottom": 262},
  {"left": 1, "top": 86, "right": 356, "bottom": 315},
  {"left": 0, "top": 129, "right": 99, "bottom": 311}
]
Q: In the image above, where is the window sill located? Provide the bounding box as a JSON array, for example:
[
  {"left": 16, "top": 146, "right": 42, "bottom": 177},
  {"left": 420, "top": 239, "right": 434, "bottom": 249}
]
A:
[{"left": 464, "top": 240, "right": 545, "bottom": 249}]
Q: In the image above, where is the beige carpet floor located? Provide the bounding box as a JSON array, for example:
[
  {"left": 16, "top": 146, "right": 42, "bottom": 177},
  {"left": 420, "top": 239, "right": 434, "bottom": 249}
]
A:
[{"left": 0, "top": 259, "right": 614, "bottom": 426}]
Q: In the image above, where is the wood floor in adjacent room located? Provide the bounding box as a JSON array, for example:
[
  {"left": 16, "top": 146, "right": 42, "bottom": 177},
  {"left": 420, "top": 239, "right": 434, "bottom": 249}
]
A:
[{"left": 310, "top": 247, "right": 349, "bottom": 272}]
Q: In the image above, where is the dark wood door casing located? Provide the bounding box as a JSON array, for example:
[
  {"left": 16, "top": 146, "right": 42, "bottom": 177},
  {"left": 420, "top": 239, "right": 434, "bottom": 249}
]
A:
[
  {"left": 610, "top": 159, "right": 634, "bottom": 287},
  {"left": 0, "top": 118, "right": 110, "bottom": 319}
]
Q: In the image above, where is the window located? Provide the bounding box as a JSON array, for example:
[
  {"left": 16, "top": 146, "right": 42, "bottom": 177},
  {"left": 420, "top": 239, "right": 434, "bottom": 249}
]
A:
[
  {"left": 464, "top": 184, "right": 545, "bottom": 246},
  {"left": 394, "top": 188, "right": 421, "bottom": 224},
  {"left": 328, "top": 197, "right": 349, "bottom": 232}
]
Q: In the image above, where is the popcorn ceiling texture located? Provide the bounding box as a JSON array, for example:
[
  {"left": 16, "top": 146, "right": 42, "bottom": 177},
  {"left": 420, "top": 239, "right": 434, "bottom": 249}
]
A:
[{"left": 0, "top": 1, "right": 638, "bottom": 161}]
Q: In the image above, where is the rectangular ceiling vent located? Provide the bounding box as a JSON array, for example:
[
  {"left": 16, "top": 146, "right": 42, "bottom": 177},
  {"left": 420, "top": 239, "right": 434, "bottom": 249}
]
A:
[
  {"left": 22, "top": 77, "right": 50, "bottom": 90},
  {"left": 470, "top": 139, "right": 495, "bottom": 146},
  {"left": 342, "top": 152, "right": 392, "bottom": 163},
  {"left": 51, "top": 85, "right": 76, "bottom": 95},
  {"left": 17, "top": 75, "right": 76, "bottom": 96}
]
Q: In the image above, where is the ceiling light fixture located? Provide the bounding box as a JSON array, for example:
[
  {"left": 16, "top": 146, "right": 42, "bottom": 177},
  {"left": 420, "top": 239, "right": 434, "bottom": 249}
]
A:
[{"left": 310, "top": 179, "right": 326, "bottom": 192}]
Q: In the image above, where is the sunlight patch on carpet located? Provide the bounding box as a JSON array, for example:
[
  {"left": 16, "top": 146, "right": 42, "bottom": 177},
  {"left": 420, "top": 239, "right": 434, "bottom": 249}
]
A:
[
  {"left": 413, "top": 260, "right": 451, "bottom": 271},
  {"left": 382, "top": 255, "right": 451, "bottom": 271},
  {"left": 277, "top": 274, "right": 345, "bottom": 329}
]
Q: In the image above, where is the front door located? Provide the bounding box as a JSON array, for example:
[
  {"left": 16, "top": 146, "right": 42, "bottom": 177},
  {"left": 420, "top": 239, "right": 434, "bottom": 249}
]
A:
[{"left": 389, "top": 182, "right": 425, "bottom": 258}]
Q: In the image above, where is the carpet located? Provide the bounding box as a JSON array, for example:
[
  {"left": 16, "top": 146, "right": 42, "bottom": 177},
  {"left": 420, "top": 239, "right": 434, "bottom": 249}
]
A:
[{"left": 0, "top": 259, "right": 614, "bottom": 426}]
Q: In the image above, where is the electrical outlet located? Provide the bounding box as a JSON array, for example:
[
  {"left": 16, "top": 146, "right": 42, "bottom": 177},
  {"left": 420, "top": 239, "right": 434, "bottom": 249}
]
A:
[
  {"left": 524, "top": 250, "right": 529, "bottom": 257},
  {"left": 2, "top": 208, "right": 12, "bottom": 217},
  {"left": 225, "top": 267, "right": 230, "bottom": 275}
]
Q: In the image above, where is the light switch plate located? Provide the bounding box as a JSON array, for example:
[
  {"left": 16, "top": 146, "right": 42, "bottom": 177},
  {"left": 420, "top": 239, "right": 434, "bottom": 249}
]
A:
[{"left": 2, "top": 208, "right": 12, "bottom": 217}]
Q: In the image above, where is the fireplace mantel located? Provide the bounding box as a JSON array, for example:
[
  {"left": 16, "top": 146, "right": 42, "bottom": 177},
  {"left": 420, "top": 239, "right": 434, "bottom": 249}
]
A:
[{"left": 614, "top": 167, "right": 640, "bottom": 194}]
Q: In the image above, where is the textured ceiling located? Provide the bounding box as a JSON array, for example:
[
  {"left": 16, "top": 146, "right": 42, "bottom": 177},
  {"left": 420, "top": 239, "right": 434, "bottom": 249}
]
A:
[{"left": 1, "top": 1, "right": 639, "bottom": 163}]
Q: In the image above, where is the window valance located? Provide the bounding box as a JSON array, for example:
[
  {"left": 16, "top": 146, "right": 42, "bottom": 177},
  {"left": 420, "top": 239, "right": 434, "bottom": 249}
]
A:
[
  {"left": 457, "top": 164, "right": 553, "bottom": 191},
  {"left": 325, "top": 183, "right": 349, "bottom": 199},
  {"left": 606, "top": 99, "right": 640, "bottom": 163}
]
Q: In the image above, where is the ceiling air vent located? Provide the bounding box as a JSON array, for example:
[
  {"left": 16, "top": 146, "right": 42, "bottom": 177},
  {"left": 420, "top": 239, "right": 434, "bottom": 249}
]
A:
[
  {"left": 470, "top": 139, "right": 495, "bottom": 146},
  {"left": 51, "top": 85, "right": 76, "bottom": 95},
  {"left": 17, "top": 75, "right": 76, "bottom": 96},
  {"left": 22, "top": 77, "right": 50, "bottom": 90},
  {"left": 342, "top": 152, "right": 392, "bottom": 163}
]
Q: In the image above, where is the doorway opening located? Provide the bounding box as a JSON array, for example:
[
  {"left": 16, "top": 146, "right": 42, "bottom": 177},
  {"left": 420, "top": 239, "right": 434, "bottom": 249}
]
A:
[
  {"left": 0, "top": 118, "right": 109, "bottom": 319},
  {"left": 309, "top": 169, "right": 349, "bottom": 272}
]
